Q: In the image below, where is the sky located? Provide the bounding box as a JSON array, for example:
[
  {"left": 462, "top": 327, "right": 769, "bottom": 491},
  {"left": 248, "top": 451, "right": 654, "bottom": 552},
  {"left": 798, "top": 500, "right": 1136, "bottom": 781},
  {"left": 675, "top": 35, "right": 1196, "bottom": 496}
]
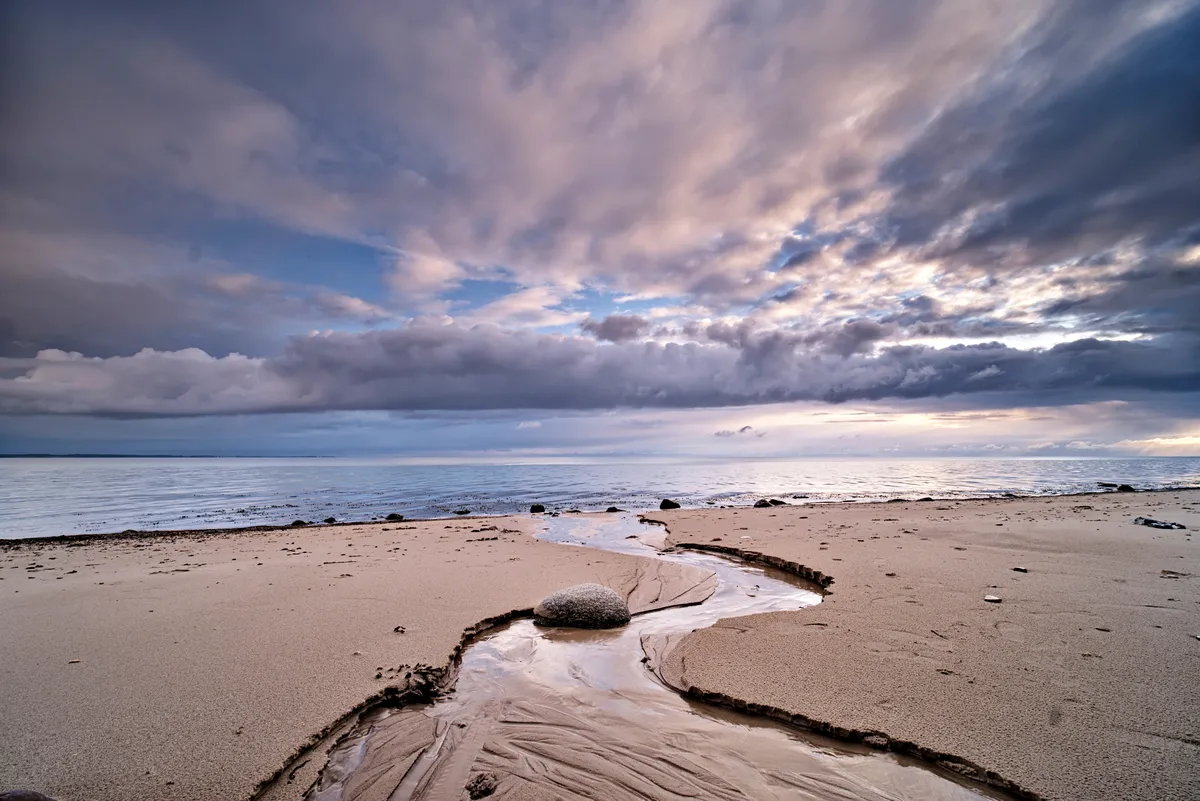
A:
[{"left": 0, "top": 0, "right": 1198, "bottom": 458}]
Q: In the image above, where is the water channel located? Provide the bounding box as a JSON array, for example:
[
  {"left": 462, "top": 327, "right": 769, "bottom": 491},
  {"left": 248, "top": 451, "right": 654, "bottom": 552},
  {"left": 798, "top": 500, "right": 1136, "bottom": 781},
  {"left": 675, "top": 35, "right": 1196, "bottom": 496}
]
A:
[{"left": 297, "top": 514, "right": 1013, "bottom": 801}]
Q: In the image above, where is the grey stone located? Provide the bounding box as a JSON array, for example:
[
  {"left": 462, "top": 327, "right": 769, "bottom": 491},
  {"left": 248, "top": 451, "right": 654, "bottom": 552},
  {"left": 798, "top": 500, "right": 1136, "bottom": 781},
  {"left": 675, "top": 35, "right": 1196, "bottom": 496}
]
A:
[{"left": 534, "top": 583, "right": 630, "bottom": 629}]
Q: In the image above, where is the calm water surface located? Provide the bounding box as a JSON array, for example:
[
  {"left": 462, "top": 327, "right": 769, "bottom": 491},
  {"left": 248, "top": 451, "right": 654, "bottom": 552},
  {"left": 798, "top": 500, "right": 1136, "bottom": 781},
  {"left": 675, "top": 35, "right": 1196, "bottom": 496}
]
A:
[{"left": 2, "top": 456, "right": 1198, "bottom": 539}]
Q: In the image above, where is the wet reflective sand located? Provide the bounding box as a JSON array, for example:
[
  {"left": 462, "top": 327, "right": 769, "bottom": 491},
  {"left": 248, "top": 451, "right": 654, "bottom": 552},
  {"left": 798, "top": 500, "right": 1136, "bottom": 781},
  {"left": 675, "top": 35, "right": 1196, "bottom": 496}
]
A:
[{"left": 300, "top": 515, "right": 1014, "bottom": 801}]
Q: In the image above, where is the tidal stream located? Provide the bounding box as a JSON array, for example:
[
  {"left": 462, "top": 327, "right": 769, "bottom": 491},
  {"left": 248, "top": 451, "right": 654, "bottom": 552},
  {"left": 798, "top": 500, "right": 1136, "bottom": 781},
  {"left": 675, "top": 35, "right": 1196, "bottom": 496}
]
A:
[{"left": 298, "top": 514, "right": 1013, "bottom": 801}]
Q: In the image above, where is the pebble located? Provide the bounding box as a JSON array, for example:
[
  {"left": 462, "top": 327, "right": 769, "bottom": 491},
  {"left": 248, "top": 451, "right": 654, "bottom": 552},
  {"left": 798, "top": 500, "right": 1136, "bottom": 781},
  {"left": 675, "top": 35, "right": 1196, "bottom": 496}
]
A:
[
  {"left": 984, "top": 595, "right": 1002, "bottom": 603},
  {"left": 1012, "top": 566, "right": 1028, "bottom": 573}
]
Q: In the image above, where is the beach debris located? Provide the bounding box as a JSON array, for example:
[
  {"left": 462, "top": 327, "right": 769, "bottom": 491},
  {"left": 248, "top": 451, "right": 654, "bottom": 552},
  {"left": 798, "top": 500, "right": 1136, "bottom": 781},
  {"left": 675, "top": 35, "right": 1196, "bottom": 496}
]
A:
[
  {"left": 67, "top": 659, "right": 81, "bottom": 664},
  {"left": 753, "top": 499, "right": 772, "bottom": 508},
  {"left": 605, "top": 506, "right": 624, "bottom": 513},
  {"left": 534, "top": 583, "right": 630, "bottom": 629},
  {"left": 1160, "top": 569, "right": 1191, "bottom": 579},
  {"left": 1012, "top": 566, "right": 1029, "bottom": 573},
  {"left": 393, "top": 625, "right": 406, "bottom": 633},
  {"left": 385, "top": 513, "right": 404, "bottom": 521},
  {"left": 465, "top": 771, "right": 499, "bottom": 799},
  {"left": 983, "top": 595, "right": 1002, "bottom": 603},
  {"left": 529, "top": 504, "right": 545, "bottom": 513},
  {"left": 323, "top": 517, "right": 337, "bottom": 524},
  {"left": 1098, "top": 482, "right": 1119, "bottom": 488},
  {"left": 1133, "top": 516, "right": 1186, "bottom": 530},
  {"left": 0, "top": 791, "right": 58, "bottom": 801},
  {"left": 659, "top": 498, "right": 681, "bottom": 510}
]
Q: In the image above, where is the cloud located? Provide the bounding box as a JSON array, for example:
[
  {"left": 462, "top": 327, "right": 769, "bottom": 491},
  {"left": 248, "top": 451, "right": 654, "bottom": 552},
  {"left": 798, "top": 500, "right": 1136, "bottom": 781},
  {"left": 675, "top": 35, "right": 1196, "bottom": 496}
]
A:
[
  {"left": 876, "top": 0, "right": 1200, "bottom": 266},
  {"left": 714, "top": 424, "right": 763, "bottom": 438},
  {"left": 2, "top": 322, "right": 1197, "bottom": 416},
  {"left": 581, "top": 314, "right": 650, "bottom": 343}
]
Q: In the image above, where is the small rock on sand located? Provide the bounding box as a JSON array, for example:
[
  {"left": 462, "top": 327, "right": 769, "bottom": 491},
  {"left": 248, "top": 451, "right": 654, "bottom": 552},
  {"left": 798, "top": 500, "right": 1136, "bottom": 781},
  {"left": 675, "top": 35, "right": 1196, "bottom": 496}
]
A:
[
  {"left": 1012, "top": 566, "right": 1029, "bottom": 573},
  {"left": 659, "top": 498, "right": 681, "bottom": 510},
  {"left": 984, "top": 595, "right": 1002, "bottom": 603},
  {"left": 529, "top": 504, "right": 545, "bottom": 513},
  {"left": 1116, "top": 484, "right": 1136, "bottom": 492},
  {"left": 465, "top": 772, "right": 499, "bottom": 799},
  {"left": 534, "top": 583, "right": 630, "bottom": 629}
]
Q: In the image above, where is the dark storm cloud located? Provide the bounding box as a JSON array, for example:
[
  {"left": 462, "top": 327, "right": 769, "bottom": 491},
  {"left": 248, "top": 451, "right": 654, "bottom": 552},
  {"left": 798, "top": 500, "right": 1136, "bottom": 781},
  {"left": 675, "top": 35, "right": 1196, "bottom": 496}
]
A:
[
  {"left": 580, "top": 314, "right": 650, "bottom": 343},
  {"left": 0, "top": 266, "right": 392, "bottom": 358},
  {"left": 878, "top": 0, "right": 1200, "bottom": 264},
  {"left": 1042, "top": 260, "right": 1200, "bottom": 335},
  {"left": 3, "top": 323, "right": 1197, "bottom": 416}
]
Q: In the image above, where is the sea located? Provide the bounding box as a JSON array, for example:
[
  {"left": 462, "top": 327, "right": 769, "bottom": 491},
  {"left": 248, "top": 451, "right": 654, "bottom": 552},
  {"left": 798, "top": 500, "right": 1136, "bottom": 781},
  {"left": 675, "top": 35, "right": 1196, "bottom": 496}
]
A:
[{"left": 2, "top": 456, "right": 1198, "bottom": 540}]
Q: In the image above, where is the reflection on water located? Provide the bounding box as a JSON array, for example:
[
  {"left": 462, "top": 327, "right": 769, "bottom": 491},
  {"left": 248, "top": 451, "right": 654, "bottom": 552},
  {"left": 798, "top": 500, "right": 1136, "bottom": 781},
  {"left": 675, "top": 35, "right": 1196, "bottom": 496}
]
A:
[
  {"left": 3, "top": 455, "right": 1199, "bottom": 538},
  {"left": 302, "top": 515, "right": 1015, "bottom": 801}
]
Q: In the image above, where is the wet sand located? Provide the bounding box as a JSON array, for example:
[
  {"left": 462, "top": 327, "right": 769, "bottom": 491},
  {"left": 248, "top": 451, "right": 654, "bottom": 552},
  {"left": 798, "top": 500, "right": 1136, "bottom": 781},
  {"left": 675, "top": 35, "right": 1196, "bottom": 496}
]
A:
[
  {"left": 0, "top": 516, "right": 714, "bottom": 801},
  {"left": 653, "top": 490, "right": 1200, "bottom": 801}
]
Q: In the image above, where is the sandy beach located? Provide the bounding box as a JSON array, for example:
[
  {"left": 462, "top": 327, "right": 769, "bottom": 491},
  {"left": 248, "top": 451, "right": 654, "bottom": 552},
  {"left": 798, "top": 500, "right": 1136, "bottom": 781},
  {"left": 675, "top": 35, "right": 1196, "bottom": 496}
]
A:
[
  {"left": 1, "top": 491, "right": 1197, "bottom": 801},
  {"left": 0, "top": 516, "right": 714, "bottom": 801},
  {"left": 653, "top": 490, "right": 1200, "bottom": 801}
]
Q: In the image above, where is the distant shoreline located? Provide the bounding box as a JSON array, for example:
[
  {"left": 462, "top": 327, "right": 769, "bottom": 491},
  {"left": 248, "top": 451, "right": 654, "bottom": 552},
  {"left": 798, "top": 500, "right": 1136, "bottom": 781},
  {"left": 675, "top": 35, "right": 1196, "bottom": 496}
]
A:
[{"left": 4, "top": 485, "right": 1196, "bottom": 548}]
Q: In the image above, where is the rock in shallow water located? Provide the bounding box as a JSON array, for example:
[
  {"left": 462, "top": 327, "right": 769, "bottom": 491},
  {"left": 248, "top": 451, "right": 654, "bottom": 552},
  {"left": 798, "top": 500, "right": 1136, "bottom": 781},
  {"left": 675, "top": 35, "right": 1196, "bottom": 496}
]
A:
[
  {"left": 534, "top": 583, "right": 631, "bottom": 629},
  {"left": 659, "top": 498, "right": 681, "bottom": 510}
]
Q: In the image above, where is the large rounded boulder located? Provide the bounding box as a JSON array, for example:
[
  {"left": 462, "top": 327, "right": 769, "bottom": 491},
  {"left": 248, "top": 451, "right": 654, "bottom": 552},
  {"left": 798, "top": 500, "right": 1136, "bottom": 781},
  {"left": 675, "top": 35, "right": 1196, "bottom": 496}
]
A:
[{"left": 534, "top": 583, "right": 631, "bottom": 629}]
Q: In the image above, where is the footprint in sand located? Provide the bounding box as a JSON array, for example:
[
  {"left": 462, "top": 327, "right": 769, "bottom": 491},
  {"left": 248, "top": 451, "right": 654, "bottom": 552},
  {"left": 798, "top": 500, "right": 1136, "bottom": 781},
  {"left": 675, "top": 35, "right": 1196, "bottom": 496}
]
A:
[{"left": 993, "top": 620, "right": 1026, "bottom": 642}]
